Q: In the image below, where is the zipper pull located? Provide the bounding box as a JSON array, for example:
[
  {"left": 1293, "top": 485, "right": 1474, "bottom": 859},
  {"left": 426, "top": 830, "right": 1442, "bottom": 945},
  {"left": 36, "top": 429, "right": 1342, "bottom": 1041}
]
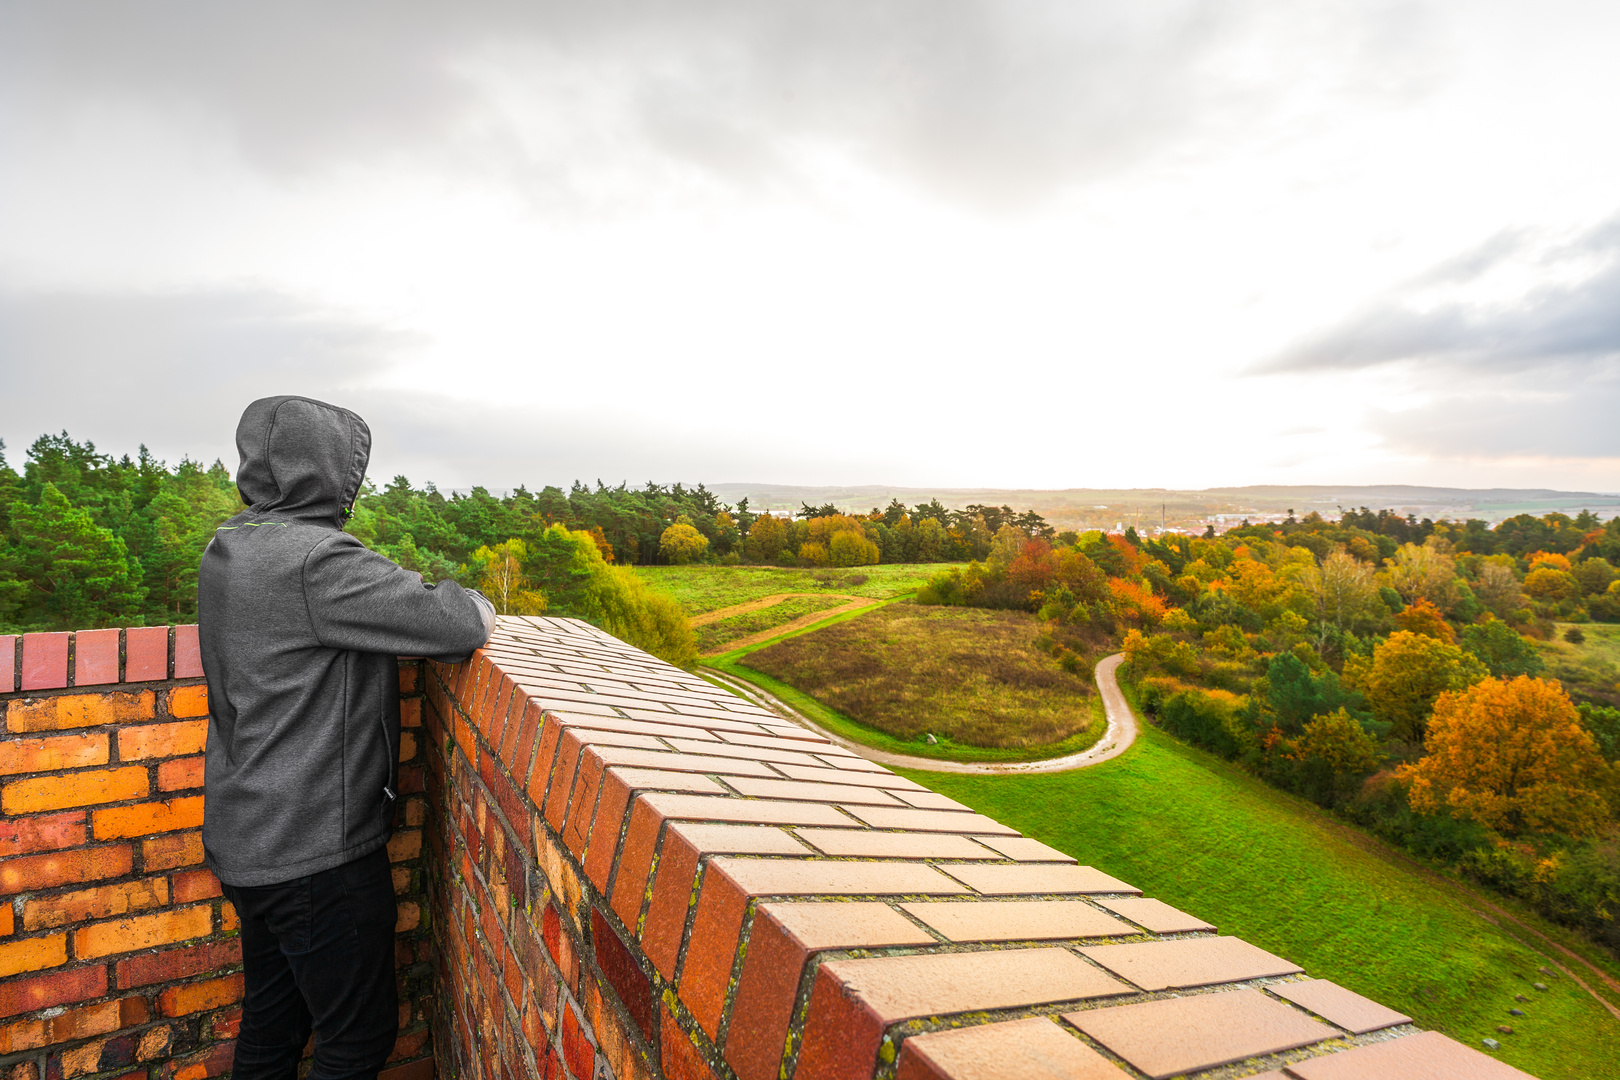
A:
[{"left": 384, "top": 786, "right": 397, "bottom": 802}]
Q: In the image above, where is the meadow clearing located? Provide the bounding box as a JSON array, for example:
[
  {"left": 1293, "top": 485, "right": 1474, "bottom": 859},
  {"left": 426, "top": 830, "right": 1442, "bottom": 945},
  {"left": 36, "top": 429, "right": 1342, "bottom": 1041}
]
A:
[{"left": 911, "top": 723, "right": 1620, "bottom": 1080}]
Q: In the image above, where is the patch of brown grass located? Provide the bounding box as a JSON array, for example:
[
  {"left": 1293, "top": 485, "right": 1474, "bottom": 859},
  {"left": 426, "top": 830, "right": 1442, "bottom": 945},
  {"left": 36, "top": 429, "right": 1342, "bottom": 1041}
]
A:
[{"left": 745, "top": 603, "right": 1095, "bottom": 748}]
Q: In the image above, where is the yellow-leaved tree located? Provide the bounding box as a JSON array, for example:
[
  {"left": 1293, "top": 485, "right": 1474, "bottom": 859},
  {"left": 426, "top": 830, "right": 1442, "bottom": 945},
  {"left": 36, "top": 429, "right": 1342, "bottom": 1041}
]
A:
[
  {"left": 464, "top": 539, "right": 547, "bottom": 616},
  {"left": 1354, "top": 630, "right": 1488, "bottom": 746},
  {"left": 659, "top": 517, "right": 710, "bottom": 565},
  {"left": 1400, "top": 677, "right": 1612, "bottom": 836}
]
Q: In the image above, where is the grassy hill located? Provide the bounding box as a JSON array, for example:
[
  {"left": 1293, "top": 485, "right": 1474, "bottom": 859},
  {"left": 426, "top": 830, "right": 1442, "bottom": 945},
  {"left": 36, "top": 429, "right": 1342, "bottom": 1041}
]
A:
[{"left": 905, "top": 726, "right": 1620, "bottom": 1080}]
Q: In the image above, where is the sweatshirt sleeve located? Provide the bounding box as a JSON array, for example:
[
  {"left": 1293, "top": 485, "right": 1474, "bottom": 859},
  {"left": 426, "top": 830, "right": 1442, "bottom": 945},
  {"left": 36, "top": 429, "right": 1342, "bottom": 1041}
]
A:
[{"left": 302, "top": 533, "right": 494, "bottom": 661}]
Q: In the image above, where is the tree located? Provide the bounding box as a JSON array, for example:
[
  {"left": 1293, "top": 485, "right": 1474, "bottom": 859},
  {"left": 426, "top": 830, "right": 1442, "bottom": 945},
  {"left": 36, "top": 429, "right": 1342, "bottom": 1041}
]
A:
[
  {"left": 1359, "top": 630, "right": 1488, "bottom": 745},
  {"left": 659, "top": 518, "right": 709, "bottom": 565},
  {"left": 1393, "top": 597, "right": 1454, "bottom": 642},
  {"left": 465, "top": 539, "right": 547, "bottom": 615},
  {"left": 1401, "top": 677, "right": 1611, "bottom": 836},
  {"left": 1572, "top": 557, "right": 1617, "bottom": 596},
  {"left": 1460, "top": 617, "right": 1545, "bottom": 678},
  {"left": 743, "top": 514, "right": 787, "bottom": 564},
  {"left": 1382, "top": 541, "right": 1459, "bottom": 612},
  {"left": 1304, "top": 549, "right": 1384, "bottom": 633},
  {"left": 8, "top": 483, "right": 146, "bottom": 629},
  {"left": 1287, "top": 708, "right": 1383, "bottom": 775},
  {"left": 1524, "top": 566, "right": 1581, "bottom": 602},
  {"left": 1472, "top": 559, "right": 1528, "bottom": 619}
]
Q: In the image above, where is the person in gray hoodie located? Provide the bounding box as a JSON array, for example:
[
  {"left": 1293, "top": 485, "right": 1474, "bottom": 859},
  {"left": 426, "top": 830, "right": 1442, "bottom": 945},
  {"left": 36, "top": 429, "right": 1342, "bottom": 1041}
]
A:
[{"left": 199, "top": 396, "right": 493, "bottom": 1080}]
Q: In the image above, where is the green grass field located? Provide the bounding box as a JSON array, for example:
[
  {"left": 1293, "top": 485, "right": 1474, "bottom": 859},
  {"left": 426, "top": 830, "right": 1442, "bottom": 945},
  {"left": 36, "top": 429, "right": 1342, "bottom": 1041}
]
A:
[
  {"left": 1540, "top": 621, "right": 1620, "bottom": 707},
  {"left": 693, "top": 594, "right": 851, "bottom": 654},
  {"left": 906, "top": 726, "right": 1620, "bottom": 1079},
  {"left": 632, "top": 563, "right": 955, "bottom": 615}
]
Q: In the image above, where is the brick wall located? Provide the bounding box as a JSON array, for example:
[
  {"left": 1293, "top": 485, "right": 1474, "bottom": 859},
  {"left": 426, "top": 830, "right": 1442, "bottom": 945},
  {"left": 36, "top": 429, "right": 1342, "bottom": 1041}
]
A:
[
  {"left": 425, "top": 616, "right": 1535, "bottom": 1080},
  {"left": 0, "top": 628, "right": 435, "bottom": 1080},
  {"left": 6, "top": 619, "right": 1533, "bottom": 1080}
]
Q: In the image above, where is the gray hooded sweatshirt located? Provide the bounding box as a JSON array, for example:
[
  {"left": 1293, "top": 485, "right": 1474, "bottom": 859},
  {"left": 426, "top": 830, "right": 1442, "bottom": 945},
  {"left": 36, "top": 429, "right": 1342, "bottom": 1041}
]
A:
[{"left": 199, "top": 395, "right": 493, "bottom": 886}]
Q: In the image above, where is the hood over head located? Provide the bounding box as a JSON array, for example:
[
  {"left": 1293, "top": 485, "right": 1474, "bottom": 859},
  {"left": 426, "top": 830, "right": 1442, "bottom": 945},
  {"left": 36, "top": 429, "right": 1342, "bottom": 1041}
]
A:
[{"left": 234, "top": 396, "right": 371, "bottom": 525}]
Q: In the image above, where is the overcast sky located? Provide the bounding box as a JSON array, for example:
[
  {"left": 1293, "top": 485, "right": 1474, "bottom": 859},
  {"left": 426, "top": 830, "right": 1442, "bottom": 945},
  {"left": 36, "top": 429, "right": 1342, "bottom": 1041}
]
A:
[{"left": 3, "top": 1, "right": 1617, "bottom": 493}]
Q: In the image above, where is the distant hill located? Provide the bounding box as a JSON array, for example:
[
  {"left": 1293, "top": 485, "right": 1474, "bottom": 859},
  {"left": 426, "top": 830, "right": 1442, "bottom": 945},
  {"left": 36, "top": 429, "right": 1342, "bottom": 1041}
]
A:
[{"left": 704, "top": 483, "right": 1620, "bottom": 530}]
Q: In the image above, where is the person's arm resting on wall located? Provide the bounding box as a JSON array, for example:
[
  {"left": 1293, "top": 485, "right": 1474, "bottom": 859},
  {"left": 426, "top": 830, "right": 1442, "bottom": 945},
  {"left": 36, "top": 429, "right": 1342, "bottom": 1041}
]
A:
[{"left": 302, "top": 532, "right": 495, "bottom": 660}]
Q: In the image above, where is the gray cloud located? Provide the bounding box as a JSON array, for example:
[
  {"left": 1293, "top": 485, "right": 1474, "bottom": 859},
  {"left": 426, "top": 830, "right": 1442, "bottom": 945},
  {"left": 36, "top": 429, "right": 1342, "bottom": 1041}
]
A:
[
  {"left": 1257, "top": 219, "right": 1620, "bottom": 461},
  {"left": 0, "top": 1, "right": 1443, "bottom": 210},
  {"left": 0, "top": 288, "right": 409, "bottom": 466},
  {"left": 1263, "top": 218, "right": 1620, "bottom": 373},
  {"left": 0, "top": 286, "right": 868, "bottom": 488}
]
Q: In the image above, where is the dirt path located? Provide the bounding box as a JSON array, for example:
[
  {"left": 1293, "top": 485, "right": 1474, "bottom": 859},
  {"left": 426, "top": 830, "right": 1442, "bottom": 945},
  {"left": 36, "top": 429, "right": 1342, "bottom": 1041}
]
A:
[
  {"left": 697, "top": 594, "right": 879, "bottom": 655},
  {"left": 690, "top": 592, "right": 864, "bottom": 626},
  {"left": 703, "top": 652, "right": 1137, "bottom": 774}
]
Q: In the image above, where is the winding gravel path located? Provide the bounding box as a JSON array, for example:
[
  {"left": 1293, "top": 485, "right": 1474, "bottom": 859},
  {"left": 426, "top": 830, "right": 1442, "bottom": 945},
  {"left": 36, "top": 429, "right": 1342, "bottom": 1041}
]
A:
[{"left": 703, "top": 652, "right": 1137, "bottom": 775}]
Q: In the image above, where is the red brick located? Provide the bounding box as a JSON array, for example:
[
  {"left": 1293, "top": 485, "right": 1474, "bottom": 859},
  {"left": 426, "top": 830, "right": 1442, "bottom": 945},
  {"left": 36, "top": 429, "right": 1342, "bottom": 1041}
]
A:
[
  {"left": 0, "top": 844, "right": 133, "bottom": 895},
  {"left": 940, "top": 863, "right": 1139, "bottom": 895},
  {"left": 899, "top": 900, "right": 1133, "bottom": 943},
  {"left": 795, "top": 950, "right": 1130, "bottom": 1080},
  {"left": 123, "top": 627, "right": 169, "bottom": 682},
  {"left": 560, "top": 1005, "right": 594, "bottom": 1080},
  {"left": 0, "top": 733, "right": 109, "bottom": 776},
  {"left": 561, "top": 751, "right": 607, "bottom": 856},
  {"left": 660, "top": 1002, "right": 717, "bottom": 1080},
  {"left": 726, "top": 903, "right": 935, "bottom": 1080},
  {"left": 143, "top": 830, "right": 204, "bottom": 870},
  {"left": 93, "top": 795, "right": 205, "bottom": 839},
  {"left": 1077, "top": 936, "right": 1302, "bottom": 991},
  {"left": 1065, "top": 988, "right": 1335, "bottom": 1079},
  {"left": 896, "top": 1017, "right": 1129, "bottom": 1080},
  {"left": 6, "top": 690, "right": 156, "bottom": 734},
  {"left": 23, "top": 878, "right": 170, "bottom": 930},
  {"left": 20, "top": 633, "right": 69, "bottom": 691},
  {"left": 0, "top": 933, "right": 67, "bottom": 977},
  {"left": 158, "top": 756, "right": 206, "bottom": 792},
  {"left": 3, "top": 765, "right": 148, "bottom": 814},
  {"left": 525, "top": 717, "right": 566, "bottom": 807},
  {"left": 116, "top": 938, "right": 242, "bottom": 988},
  {"left": 0, "top": 999, "right": 128, "bottom": 1055},
  {"left": 158, "top": 974, "right": 244, "bottom": 1016},
  {"left": 172, "top": 869, "right": 222, "bottom": 903},
  {"left": 0, "top": 636, "right": 14, "bottom": 694},
  {"left": 172, "top": 625, "right": 202, "bottom": 679},
  {"left": 838, "top": 805, "right": 1019, "bottom": 834},
  {"left": 73, "top": 629, "right": 121, "bottom": 687},
  {"left": 0, "top": 811, "right": 87, "bottom": 857},
  {"left": 73, "top": 903, "right": 213, "bottom": 960},
  {"left": 542, "top": 729, "right": 588, "bottom": 830},
  {"left": 1284, "top": 1029, "right": 1536, "bottom": 1079},
  {"left": 0, "top": 965, "right": 106, "bottom": 1019},
  {"left": 165, "top": 1037, "right": 235, "bottom": 1080},
  {"left": 119, "top": 720, "right": 208, "bottom": 760},
  {"left": 400, "top": 698, "right": 422, "bottom": 728},
  {"left": 397, "top": 662, "right": 420, "bottom": 694},
  {"left": 380, "top": 1057, "right": 435, "bottom": 1080}
]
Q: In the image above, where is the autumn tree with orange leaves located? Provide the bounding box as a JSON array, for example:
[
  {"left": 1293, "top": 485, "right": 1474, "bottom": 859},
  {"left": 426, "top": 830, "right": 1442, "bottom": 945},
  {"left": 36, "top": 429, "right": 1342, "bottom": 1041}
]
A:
[{"left": 1400, "top": 676, "right": 1612, "bottom": 837}]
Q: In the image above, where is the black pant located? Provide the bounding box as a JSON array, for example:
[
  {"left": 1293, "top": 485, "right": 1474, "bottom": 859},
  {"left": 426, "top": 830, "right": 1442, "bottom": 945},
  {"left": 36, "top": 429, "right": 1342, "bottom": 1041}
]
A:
[{"left": 221, "top": 847, "right": 399, "bottom": 1080}]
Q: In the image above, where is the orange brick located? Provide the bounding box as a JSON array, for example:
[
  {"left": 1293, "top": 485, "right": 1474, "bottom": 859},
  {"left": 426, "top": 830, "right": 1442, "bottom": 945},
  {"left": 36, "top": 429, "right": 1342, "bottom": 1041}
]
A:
[
  {"left": 220, "top": 902, "right": 238, "bottom": 934},
  {"left": 0, "top": 1000, "right": 124, "bottom": 1054},
  {"left": 391, "top": 867, "right": 411, "bottom": 894},
  {"left": 23, "top": 879, "right": 171, "bottom": 930},
  {"left": 0, "top": 934, "right": 67, "bottom": 978},
  {"left": 158, "top": 756, "right": 205, "bottom": 792},
  {"left": 0, "top": 734, "right": 109, "bottom": 776},
  {"left": 166, "top": 686, "right": 210, "bottom": 719},
  {"left": 0, "top": 845, "right": 134, "bottom": 895},
  {"left": 5, "top": 691, "right": 155, "bottom": 734},
  {"left": 93, "top": 796, "right": 204, "bottom": 839},
  {"left": 118, "top": 721, "right": 207, "bottom": 761},
  {"left": 387, "top": 830, "right": 421, "bottom": 862},
  {"left": 72, "top": 904, "right": 213, "bottom": 960},
  {"left": 396, "top": 902, "right": 421, "bottom": 933},
  {"left": 399, "top": 731, "right": 417, "bottom": 762},
  {"left": 158, "top": 973, "right": 244, "bottom": 1017},
  {"left": 171, "top": 870, "right": 221, "bottom": 904},
  {"left": 2, "top": 766, "right": 148, "bottom": 814},
  {"left": 0, "top": 907, "right": 11, "bottom": 935},
  {"left": 143, "top": 830, "right": 204, "bottom": 870}
]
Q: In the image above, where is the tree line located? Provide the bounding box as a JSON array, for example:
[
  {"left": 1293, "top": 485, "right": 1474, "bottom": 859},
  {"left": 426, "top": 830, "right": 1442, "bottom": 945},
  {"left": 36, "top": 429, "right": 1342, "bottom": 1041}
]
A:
[{"left": 915, "top": 509, "right": 1620, "bottom": 951}]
